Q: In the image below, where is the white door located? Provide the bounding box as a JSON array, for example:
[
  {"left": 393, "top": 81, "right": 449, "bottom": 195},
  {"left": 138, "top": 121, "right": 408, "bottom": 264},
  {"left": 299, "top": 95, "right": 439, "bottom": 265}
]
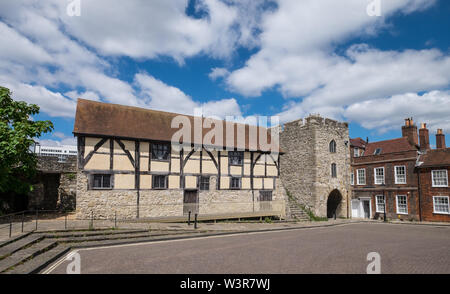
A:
[{"left": 351, "top": 199, "right": 360, "bottom": 218}]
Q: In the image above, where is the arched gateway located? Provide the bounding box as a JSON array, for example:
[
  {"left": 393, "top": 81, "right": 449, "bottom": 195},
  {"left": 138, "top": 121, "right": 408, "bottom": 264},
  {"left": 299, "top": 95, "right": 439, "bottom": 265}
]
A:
[{"left": 327, "top": 189, "right": 342, "bottom": 218}]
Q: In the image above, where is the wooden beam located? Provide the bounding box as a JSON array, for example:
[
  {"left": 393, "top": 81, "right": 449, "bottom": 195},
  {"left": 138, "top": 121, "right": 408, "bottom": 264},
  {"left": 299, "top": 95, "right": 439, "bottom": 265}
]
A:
[{"left": 84, "top": 138, "right": 108, "bottom": 166}]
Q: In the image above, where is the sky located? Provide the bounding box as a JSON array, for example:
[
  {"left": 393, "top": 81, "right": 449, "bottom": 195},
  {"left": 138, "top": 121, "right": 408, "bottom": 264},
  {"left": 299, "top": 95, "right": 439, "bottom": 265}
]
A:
[{"left": 0, "top": 0, "right": 449, "bottom": 147}]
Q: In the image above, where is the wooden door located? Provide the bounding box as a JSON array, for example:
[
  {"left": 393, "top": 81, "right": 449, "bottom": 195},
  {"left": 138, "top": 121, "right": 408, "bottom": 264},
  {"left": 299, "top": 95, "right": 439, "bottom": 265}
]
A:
[{"left": 183, "top": 190, "right": 199, "bottom": 215}]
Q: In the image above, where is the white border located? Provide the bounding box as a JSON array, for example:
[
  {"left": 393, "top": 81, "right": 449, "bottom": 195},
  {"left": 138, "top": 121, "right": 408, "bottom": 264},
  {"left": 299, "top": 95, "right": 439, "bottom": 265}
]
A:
[{"left": 374, "top": 167, "right": 385, "bottom": 185}]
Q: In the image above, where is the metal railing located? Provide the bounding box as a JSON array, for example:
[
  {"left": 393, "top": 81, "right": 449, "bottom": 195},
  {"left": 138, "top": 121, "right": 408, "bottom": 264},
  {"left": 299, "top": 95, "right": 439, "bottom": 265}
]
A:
[{"left": 0, "top": 200, "right": 285, "bottom": 240}]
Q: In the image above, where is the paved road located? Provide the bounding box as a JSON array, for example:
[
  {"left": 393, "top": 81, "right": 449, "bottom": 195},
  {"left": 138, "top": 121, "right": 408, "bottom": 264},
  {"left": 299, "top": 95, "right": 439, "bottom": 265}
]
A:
[{"left": 45, "top": 223, "right": 450, "bottom": 274}]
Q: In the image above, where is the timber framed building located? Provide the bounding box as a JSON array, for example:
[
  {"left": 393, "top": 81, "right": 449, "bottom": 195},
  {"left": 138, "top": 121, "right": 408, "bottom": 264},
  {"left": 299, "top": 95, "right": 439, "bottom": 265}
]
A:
[{"left": 73, "top": 99, "right": 285, "bottom": 219}]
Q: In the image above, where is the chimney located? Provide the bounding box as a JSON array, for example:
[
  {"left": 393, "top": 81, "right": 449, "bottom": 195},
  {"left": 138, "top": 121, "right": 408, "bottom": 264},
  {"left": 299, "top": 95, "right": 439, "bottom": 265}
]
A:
[
  {"left": 402, "top": 118, "right": 418, "bottom": 146},
  {"left": 419, "top": 123, "right": 430, "bottom": 151},
  {"left": 436, "top": 129, "right": 446, "bottom": 149}
]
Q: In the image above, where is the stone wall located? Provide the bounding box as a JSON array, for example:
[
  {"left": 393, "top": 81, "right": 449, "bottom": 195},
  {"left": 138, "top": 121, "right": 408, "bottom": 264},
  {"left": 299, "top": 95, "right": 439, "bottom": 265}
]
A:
[
  {"left": 279, "top": 115, "right": 350, "bottom": 218},
  {"left": 76, "top": 172, "right": 287, "bottom": 220},
  {"left": 28, "top": 156, "right": 77, "bottom": 211}
]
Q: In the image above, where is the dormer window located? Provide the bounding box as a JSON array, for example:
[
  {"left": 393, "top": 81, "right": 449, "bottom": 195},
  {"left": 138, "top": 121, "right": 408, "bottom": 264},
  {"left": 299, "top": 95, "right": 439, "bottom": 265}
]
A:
[
  {"left": 373, "top": 148, "right": 382, "bottom": 155},
  {"left": 354, "top": 147, "right": 359, "bottom": 157}
]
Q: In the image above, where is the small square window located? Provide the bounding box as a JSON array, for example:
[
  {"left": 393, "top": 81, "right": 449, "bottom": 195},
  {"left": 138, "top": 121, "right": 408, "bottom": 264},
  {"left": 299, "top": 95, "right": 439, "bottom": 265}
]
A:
[
  {"left": 199, "top": 176, "right": 210, "bottom": 191},
  {"left": 153, "top": 175, "right": 168, "bottom": 189},
  {"left": 151, "top": 143, "right": 170, "bottom": 161},
  {"left": 229, "top": 151, "right": 244, "bottom": 165},
  {"left": 230, "top": 177, "right": 241, "bottom": 189},
  {"left": 92, "top": 174, "right": 112, "bottom": 189}
]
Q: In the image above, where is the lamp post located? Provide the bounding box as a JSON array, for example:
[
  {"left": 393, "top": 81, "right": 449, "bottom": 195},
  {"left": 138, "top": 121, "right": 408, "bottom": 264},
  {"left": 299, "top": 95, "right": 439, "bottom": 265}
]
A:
[{"left": 382, "top": 183, "right": 387, "bottom": 222}]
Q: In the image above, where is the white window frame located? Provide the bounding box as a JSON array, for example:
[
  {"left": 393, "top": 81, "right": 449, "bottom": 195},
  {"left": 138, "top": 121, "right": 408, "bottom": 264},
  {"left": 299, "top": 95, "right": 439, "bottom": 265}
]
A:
[
  {"left": 432, "top": 196, "right": 450, "bottom": 215},
  {"left": 350, "top": 172, "right": 354, "bottom": 185},
  {"left": 375, "top": 195, "right": 385, "bottom": 213},
  {"left": 394, "top": 165, "right": 407, "bottom": 184},
  {"left": 432, "top": 170, "right": 448, "bottom": 187},
  {"left": 374, "top": 167, "right": 385, "bottom": 185},
  {"left": 396, "top": 195, "right": 408, "bottom": 215},
  {"left": 357, "top": 169, "right": 366, "bottom": 185},
  {"left": 354, "top": 147, "right": 359, "bottom": 157}
]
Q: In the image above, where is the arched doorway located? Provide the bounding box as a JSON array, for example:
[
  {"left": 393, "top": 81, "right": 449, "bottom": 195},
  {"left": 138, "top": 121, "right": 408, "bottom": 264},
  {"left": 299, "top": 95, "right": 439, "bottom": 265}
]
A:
[{"left": 327, "top": 189, "right": 342, "bottom": 218}]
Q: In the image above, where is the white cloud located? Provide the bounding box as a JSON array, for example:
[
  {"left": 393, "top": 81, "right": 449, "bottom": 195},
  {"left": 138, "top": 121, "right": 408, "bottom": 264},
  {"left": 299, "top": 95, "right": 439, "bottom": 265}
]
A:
[
  {"left": 208, "top": 67, "right": 230, "bottom": 80},
  {"left": 135, "top": 73, "right": 242, "bottom": 118},
  {"left": 344, "top": 91, "right": 450, "bottom": 134}
]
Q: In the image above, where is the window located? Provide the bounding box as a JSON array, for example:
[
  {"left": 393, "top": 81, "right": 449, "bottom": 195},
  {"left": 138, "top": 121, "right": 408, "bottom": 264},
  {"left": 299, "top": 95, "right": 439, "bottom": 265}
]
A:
[
  {"left": 432, "top": 170, "right": 448, "bottom": 187},
  {"left": 396, "top": 195, "right": 408, "bottom": 214},
  {"left": 350, "top": 173, "right": 354, "bottom": 185},
  {"left": 373, "top": 148, "right": 382, "bottom": 155},
  {"left": 199, "top": 176, "right": 210, "bottom": 191},
  {"left": 395, "top": 166, "right": 407, "bottom": 184},
  {"left": 375, "top": 195, "right": 385, "bottom": 213},
  {"left": 151, "top": 143, "right": 170, "bottom": 161},
  {"left": 433, "top": 196, "right": 450, "bottom": 214},
  {"left": 357, "top": 169, "right": 366, "bottom": 185},
  {"left": 259, "top": 190, "right": 273, "bottom": 201},
  {"left": 152, "top": 175, "right": 168, "bottom": 189},
  {"left": 354, "top": 147, "right": 359, "bottom": 157},
  {"left": 92, "top": 174, "right": 112, "bottom": 189},
  {"left": 329, "top": 140, "right": 337, "bottom": 153},
  {"left": 331, "top": 163, "right": 337, "bottom": 178},
  {"left": 374, "top": 167, "right": 385, "bottom": 185},
  {"left": 228, "top": 151, "right": 244, "bottom": 165},
  {"left": 230, "top": 177, "right": 241, "bottom": 189}
]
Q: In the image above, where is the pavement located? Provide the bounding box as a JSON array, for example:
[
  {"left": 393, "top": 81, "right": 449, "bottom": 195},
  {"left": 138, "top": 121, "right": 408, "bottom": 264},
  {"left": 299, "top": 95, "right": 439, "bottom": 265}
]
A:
[{"left": 43, "top": 222, "right": 450, "bottom": 274}]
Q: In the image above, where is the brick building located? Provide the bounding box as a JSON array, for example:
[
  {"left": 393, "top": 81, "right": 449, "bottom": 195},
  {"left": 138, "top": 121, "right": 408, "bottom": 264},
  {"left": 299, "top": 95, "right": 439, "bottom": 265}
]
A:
[
  {"left": 350, "top": 119, "right": 450, "bottom": 222},
  {"left": 416, "top": 131, "right": 450, "bottom": 222}
]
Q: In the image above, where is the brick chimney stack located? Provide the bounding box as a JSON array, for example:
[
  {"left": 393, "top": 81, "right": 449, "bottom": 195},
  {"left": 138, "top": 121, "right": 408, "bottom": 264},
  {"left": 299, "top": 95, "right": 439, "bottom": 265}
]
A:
[
  {"left": 419, "top": 123, "right": 430, "bottom": 151},
  {"left": 402, "top": 118, "right": 418, "bottom": 146},
  {"left": 436, "top": 129, "right": 446, "bottom": 149}
]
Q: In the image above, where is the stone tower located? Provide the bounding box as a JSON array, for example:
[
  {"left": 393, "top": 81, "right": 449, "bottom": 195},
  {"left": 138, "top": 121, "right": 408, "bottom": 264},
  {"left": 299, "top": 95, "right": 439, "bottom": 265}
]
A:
[{"left": 279, "top": 114, "right": 350, "bottom": 218}]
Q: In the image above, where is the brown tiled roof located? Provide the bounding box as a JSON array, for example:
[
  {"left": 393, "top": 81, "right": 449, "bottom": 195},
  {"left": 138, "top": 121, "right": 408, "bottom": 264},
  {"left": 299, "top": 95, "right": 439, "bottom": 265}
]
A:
[
  {"left": 418, "top": 148, "right": 450, "bottom": 167},
  {"left": 363, "top": 137, "right": 417, "bottom": 156},
  {"left": 73, "top": 99, "right": 281, "bottom": 152},
  {"left": 350, "top": 137, "right": 366, "bottom": 148}
]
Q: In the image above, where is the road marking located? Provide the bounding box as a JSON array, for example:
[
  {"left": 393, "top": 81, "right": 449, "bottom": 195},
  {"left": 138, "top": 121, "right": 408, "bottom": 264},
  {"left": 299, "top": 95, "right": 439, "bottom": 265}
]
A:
[{"left": 42, "top": 222, "right": 359, "bottom": 274}]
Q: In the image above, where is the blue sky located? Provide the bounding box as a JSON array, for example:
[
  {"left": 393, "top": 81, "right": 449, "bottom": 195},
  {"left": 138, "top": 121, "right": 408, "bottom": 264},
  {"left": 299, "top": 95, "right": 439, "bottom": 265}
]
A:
[{"left": 1, "top": 0, "right": 449, "bottom": 147}]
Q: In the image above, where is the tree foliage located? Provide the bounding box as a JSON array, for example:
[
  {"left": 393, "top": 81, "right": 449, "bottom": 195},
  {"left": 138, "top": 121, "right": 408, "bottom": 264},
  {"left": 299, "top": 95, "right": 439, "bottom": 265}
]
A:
[{"left": 0, "top": 86, "right": 54, "bottom": 194}]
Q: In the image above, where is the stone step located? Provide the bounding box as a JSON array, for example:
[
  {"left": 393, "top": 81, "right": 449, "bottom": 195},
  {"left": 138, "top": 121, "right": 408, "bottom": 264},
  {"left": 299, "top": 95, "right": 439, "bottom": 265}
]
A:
[
  {"left": 5, "top": 245, "right": 71, "bottom": 274},
  {"left": 53, "top": 230, "right": 194, "bottom": 244},
  {"left": 0, "top": 235, "right": 44, "bottom": 260},
  {"left": 0, "top": 239, "right": 57, "bottom": 273},
  {"left": 42, "top": 229, "right": 150, "bottom": 239}
]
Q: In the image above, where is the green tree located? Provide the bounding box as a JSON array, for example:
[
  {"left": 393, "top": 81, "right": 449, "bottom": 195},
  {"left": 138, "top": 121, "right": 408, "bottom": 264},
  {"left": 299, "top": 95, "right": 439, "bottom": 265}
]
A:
[{"left": 0, "top": 86, "right": 54, "bottom": 194}]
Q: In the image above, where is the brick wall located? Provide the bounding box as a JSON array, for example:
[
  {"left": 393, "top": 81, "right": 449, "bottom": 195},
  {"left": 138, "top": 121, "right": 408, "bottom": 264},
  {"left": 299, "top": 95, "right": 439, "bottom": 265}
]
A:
[{"left": 418, "top": 166, "right": 450, "bottom": 222}]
